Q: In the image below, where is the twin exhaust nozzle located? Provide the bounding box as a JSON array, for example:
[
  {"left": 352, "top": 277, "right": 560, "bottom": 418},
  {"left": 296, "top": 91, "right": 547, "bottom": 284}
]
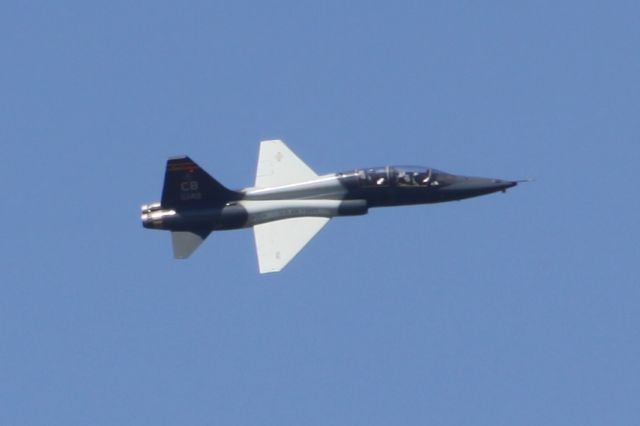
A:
[
  {"left": 141, "top": 202, "right": 176, "bottom": 229},
  {"left": 141, "top": 202, "right": 162, "bottom": 214}
]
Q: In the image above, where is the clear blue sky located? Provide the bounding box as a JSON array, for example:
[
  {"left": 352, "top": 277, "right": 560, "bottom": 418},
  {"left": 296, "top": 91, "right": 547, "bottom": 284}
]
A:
[{"left": 2, "top": 1, "right": 639, "bottom": 425}]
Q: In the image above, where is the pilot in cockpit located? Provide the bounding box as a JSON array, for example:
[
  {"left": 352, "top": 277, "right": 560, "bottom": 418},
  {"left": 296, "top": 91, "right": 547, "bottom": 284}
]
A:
[
  {"left": 416, "top": 170, "right": 431, "bottom": 185},
  {"left": 398, "top": 171, "right": 414, "bottom": 186}
]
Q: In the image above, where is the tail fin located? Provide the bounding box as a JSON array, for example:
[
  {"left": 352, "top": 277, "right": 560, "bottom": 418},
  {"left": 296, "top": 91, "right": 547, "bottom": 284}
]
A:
[{"left": 161, "top": 156, "right": 239, "bottom": 208}]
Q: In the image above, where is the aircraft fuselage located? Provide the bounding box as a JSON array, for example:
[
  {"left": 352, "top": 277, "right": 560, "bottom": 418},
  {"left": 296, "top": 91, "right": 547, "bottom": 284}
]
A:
[
  {"left": 142, "top": 167, "right": 516, "bottom": 232},
  {"left": 141, "top": 140, "right": 520, "bottom": 272}
]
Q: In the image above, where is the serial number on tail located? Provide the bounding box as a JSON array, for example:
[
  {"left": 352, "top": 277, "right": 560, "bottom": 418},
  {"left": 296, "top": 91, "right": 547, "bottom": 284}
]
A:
[{"left": 180, "top": 181, "right": 202, "bottom": 200}]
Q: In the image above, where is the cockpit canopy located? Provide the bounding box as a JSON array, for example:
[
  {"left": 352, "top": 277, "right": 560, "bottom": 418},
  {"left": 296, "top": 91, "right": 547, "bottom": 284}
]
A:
[{"left": 356, "top": 166, "right": 457, "bottom": 187}]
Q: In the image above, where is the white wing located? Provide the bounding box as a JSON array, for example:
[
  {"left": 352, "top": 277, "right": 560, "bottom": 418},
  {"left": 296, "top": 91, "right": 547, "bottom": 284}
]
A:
[
  {"left": 253, "top": 217, "right": 330, "bottom": 273},
  {"left": 255, "top": 139, "right": 318, "bottom": 188}
]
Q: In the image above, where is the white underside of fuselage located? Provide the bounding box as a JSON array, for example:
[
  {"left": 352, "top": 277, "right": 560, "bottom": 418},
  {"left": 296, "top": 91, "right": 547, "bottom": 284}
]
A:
[
  {"left": 238, "top": 199, "right": 344, "bottom": 227},
  {"left": 237, "top": 173, "right": 349, "bottom": 227},
  {"left": 242, "top": 173, "right": 347, "bottom": 200}
]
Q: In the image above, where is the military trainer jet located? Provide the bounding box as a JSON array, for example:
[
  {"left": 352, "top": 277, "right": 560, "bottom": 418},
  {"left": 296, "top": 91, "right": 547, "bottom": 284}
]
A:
[{"left": 141, "top": 140, "right": 518, "bottom": 273}]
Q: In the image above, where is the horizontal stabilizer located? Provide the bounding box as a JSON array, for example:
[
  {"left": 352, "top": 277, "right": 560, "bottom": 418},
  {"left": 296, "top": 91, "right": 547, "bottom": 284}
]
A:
[
  {"left": 171, "top": 230, "right": 210, "bottom": 259},
  {"left": 253, "top": 217, "right": 329, "bottom": 273},
  {"left": 255, "top": 140, "right": 318, "bottom": 188}
]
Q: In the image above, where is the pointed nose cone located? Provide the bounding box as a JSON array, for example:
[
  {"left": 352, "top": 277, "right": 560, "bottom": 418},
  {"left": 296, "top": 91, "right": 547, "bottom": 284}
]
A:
[
  {"left": 460, "top": 176, "right": 517, "bottom": 192},
  {"left": 440, "top": 175, "right": 518, "bottom": 200},
  {"left": 486, "top": 178, "right": 518, "bottom": 192}
]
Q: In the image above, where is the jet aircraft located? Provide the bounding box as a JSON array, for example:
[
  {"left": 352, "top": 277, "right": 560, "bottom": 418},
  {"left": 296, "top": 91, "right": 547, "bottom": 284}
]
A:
[{"left": 141, "top": 140, "right": 518, "bottom": 273}]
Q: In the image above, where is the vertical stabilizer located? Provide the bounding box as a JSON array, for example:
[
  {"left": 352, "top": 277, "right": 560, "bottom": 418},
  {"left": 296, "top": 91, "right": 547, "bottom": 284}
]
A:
[{"left": 161, "top": 156, "right": 239, "bottom": 208}]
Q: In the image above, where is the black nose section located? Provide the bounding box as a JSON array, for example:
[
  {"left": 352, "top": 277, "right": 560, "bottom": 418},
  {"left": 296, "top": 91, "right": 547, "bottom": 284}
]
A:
[
  {"left": 493, "top": 179, "right": 518, "bottom": 191},
  {"left": 440, "top": 176, "right": 518, "bottom": 199},
  {"left": 465, "top": 177, "right": 517, "bottom": 192}
]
